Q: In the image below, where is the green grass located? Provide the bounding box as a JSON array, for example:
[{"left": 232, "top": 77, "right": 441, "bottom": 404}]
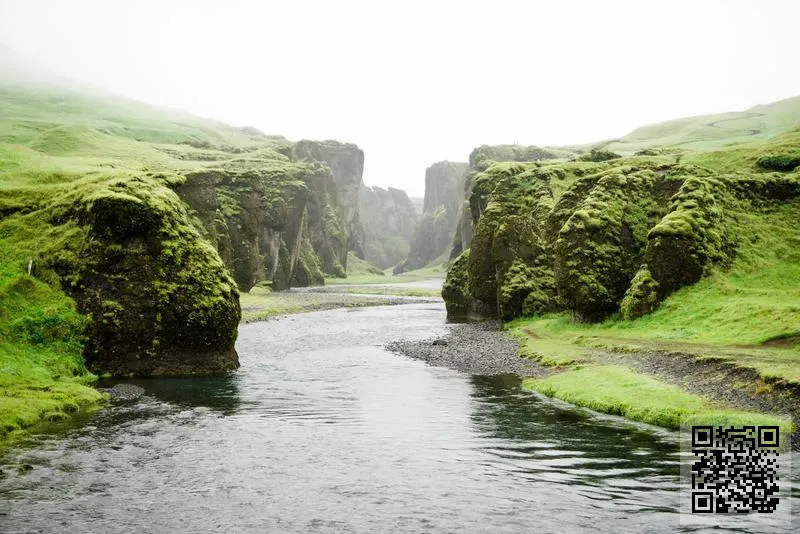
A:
[
  {"left": 342, "top": 251, "right": 384, "bottom": 277},
  {"left": 573, "top": 96, "right": 800, "bottom": 155},
  {"left": 0, "top": 260, "right": 106, "bottom": 440},
  {"left": 523, "top": 365, "right": 791, "bottom": 440}
]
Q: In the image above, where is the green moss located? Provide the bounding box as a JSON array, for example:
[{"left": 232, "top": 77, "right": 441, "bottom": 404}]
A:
[
  {"left": 0, "top": 170, "right": 241, "bottom": 377},
  {"left": 442, "top": 249, "right": 471, "bottom": 315},
  {"left": 755, "top": 153, "right": 800, "bottom": 172},
  {"left": 577, "top": 148, "right": 622, "bottom": 162},
  {"left": 522, "top": 365, "right": 791, "bottom": 432},
  {"left": 554, "top": 167, "right": 673, "bottom": 320},
  {"left": 619, "top": 267, "right": 660, "bottom": 320}
]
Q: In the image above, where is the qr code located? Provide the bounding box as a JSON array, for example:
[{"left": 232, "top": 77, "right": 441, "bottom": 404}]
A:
[{"left": 691, "top": 425, "right": 780, "bottom": 513}]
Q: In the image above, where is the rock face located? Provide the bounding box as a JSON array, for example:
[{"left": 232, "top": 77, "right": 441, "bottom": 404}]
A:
[
  {"left": 176, "top": 140, "right": 374, "bottom": 289},
  {"left": 360, "top": 185, "right": 419, "bottom": 269},
  {"left": 450, "top": 145, "right": 565, "bottom": 260},
  {"left": 38, "top": 174, "right": 242, "bottom": 376},
  {"left": 441, "top": 154, "right": 800, "bottom": 322},
  {"left": 293, "top": 140, "right": 366, "bottom": 264},
  {"left": 394, "top": 161, "right": 469, "bottom": 273},
  {"left": 176, "top": 165, "right": 335, "bottom": 291}
]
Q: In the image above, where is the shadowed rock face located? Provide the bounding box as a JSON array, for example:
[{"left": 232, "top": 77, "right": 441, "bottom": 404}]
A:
[
  {"left": 395, "top": 161, "right": 469, "bottom": 274},
  {"left": 176, "top": 140, "right": 373, "bottom": 290},
  {"left": 360, "top": 185, "right": 418, "bottom": 269},
  {"left": 176, "top": 167, "right": 328, "bottom": 291},
  {"left": 294, "top": 140, "right": 366, "bottom": 264}
]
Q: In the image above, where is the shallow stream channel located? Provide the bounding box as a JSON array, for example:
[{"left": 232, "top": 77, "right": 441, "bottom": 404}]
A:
[{"left": 1, "top": 295, "right": 798, "bottom": 532}]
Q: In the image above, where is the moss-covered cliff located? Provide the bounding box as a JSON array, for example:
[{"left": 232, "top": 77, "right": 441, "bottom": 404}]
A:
[
  {"left": 359, "top": 185, "right": 418, "bottom": 269},
  {"left": 442, "top": 132, "right": 800, "bottom": 323},
  {"left": 449, "top": 145, "right": 570, "bottom": 260},
  {"left": 395, "top": 161, "right": 469, "bottom": 273},
  {"left": 293, "top": 140, "right": 366, "bottom": 266},
  {"left": 0, "top": 70, "right": 366, "bottom": 383},
  {"left": 1, "top": 171, "right": 241, "bottom": 376}
]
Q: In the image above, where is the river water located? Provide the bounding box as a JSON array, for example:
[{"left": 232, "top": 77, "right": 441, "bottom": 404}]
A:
[{"left": 1, "top": 302, "right": 797, "bottom": 532}]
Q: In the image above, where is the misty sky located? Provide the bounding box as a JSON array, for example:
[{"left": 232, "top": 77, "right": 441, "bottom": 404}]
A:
[{"left": 1, "top": 0, "right": 798, "bottom": 197}]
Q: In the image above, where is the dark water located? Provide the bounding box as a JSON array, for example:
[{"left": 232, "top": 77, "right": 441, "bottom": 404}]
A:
[{"left": 1, "top": 303, "right": 797, "bottom": 533}]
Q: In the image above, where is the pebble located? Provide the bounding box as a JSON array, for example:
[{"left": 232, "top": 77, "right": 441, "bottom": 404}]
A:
[{"left": 386, "top": 321, "right": 547, "bottom": 377}]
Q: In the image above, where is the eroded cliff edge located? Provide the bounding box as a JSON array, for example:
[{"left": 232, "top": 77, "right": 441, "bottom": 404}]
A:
[
  {"left": 394, "top": 161, "right": 468, "bottom": 273},
  {"left": 442, "top": 141, "right": 800, "bottom": 322},
  {"left": 360, "top": 185, "right": 418, "bottom": 269},
  {"left": 1, "top": 172, "right": 241, "bottom": 376}
]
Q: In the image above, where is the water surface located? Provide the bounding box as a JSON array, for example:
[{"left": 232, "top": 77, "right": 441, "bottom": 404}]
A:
[{"left": 1, "top": 303, "right": 796, "bottom": 532}]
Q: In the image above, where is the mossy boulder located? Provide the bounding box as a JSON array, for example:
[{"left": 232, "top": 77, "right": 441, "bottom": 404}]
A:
[
  {"left": 756, "top": 153, "right": 800, "bottom": 172},
  {"left": 30, "top": 173, "right": 241, "bottom": 376},
  {"left": 553, "top": 169, "right": 673, "bottom": 321},
  {"left": 620, "top": 267, "right": 660, "bottom": 320},
  {"left": 578, "top": 148, "right": 622, "bottom": 162},
  {"left": 644, "top": 175, "right": 733, "bottom": 298},
  {"left": 442, "top": 249, "right": 471, "bottom": 316}
]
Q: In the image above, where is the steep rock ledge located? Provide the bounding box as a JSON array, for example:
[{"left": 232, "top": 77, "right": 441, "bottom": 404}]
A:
[
  {"left": 442, "top": 151, "right": 800, "bottom": 322},
  {"left": 394, "top": 161, "right": 468, "bottom": 273},
  {"left": 294, "top": 140, "right": 366, "bottom": 265},
  {"left": 359, "top": 185, "right": 418, "bottom": 269}
]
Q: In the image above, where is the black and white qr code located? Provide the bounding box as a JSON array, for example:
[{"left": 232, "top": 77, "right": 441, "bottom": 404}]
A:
[{"left": 691, "top": 425, "right": 780, "bottom": 513}]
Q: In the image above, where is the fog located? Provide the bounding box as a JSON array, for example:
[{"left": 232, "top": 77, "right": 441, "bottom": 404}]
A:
[{"left": 1, "top": 0, "right": 798, "bottom": 196}]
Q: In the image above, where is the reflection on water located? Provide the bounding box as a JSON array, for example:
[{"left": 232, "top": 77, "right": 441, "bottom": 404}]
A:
[
  {"left": 1, "top": 303, "right": 797, "bottom": 533},
  {"left": 95, "top": 374, "right": 242, "bottom": 415}
]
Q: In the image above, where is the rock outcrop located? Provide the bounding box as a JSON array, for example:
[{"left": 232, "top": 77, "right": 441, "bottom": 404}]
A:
[
  {"left": 175, "top": 164, "right": 336, "bottom": 291},
  {"left": 359, "top": 185, "right": 419, "bottom": 269},
  {"left": 293, "top": 140, "right": 366, "bottom": 264},
  {"left": 394, "top": 161, "right": 469, "bottom": 273},
  {"left": 13, "top": 173, "right": 242, "bottom": 376},
  {"left": 449, "top": 145, "right": 566, "bottom": 260},
  {"left": 442, "top": 151, "right": 800, "bottom": 322},
  {"left": 176, "top": 140, "right": 374, "bottom": 289}
]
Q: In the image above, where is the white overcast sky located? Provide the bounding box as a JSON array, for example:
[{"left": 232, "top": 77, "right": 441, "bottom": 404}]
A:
[{"left": 1, "top": 0, "right": 798, "bottom": 196}]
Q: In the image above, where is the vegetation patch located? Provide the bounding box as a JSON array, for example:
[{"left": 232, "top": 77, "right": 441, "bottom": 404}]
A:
[
  {"left": 0, "top": 264, "right": 105, "bottom": 440},
  {"left": 522, "top": 365, "right": 791, "bottom": 433}
]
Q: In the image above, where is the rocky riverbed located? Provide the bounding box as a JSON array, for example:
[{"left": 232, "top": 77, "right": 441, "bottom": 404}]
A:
[{"left": 386, "top": 321, "right": 547, "bottom": 377}]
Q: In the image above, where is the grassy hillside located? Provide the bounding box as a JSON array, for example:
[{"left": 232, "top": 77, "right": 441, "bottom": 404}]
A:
[{"left": 562, "top": 96, "right": 800, "bottom": 155}]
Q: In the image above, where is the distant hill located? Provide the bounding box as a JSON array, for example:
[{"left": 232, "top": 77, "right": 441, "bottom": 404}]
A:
[{"left": 559, "top": 96, "right": 800, "bottom": 155}]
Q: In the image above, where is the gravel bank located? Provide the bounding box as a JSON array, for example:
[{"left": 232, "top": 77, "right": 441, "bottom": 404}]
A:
[{"left": 386, "top": 321, "right": 547, "bottom": 377}]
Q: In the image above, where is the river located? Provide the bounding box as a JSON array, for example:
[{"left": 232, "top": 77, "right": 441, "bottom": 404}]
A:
[{"left": 1, "top": 301, "right": 797, "bottom": 532}]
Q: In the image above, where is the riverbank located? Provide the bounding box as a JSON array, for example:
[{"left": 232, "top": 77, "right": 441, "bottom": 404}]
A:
[
  {"left": 0, "top": 263, "right": 107, "bottom": 447},
  {"left": 1, "top": 276, "right": 443, "bottom": 448},
  {"left": 387, "top": 318, "right": 797, "bottom": 448},
  {"left": 240, "top": 285, "right": 442, "bottom": 323}
]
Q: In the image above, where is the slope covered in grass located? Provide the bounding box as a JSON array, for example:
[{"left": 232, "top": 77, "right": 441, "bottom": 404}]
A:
[
  {"left": 0, "top": 249, "right": 104, "bottom": 439},
  {"left": 583, "top": 96, "right": 800, "bottom": 155}
]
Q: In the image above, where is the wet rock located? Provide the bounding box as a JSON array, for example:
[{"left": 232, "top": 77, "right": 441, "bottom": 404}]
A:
[{"left": 105, "top": 384, "right": 146, "bottom": 402}]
